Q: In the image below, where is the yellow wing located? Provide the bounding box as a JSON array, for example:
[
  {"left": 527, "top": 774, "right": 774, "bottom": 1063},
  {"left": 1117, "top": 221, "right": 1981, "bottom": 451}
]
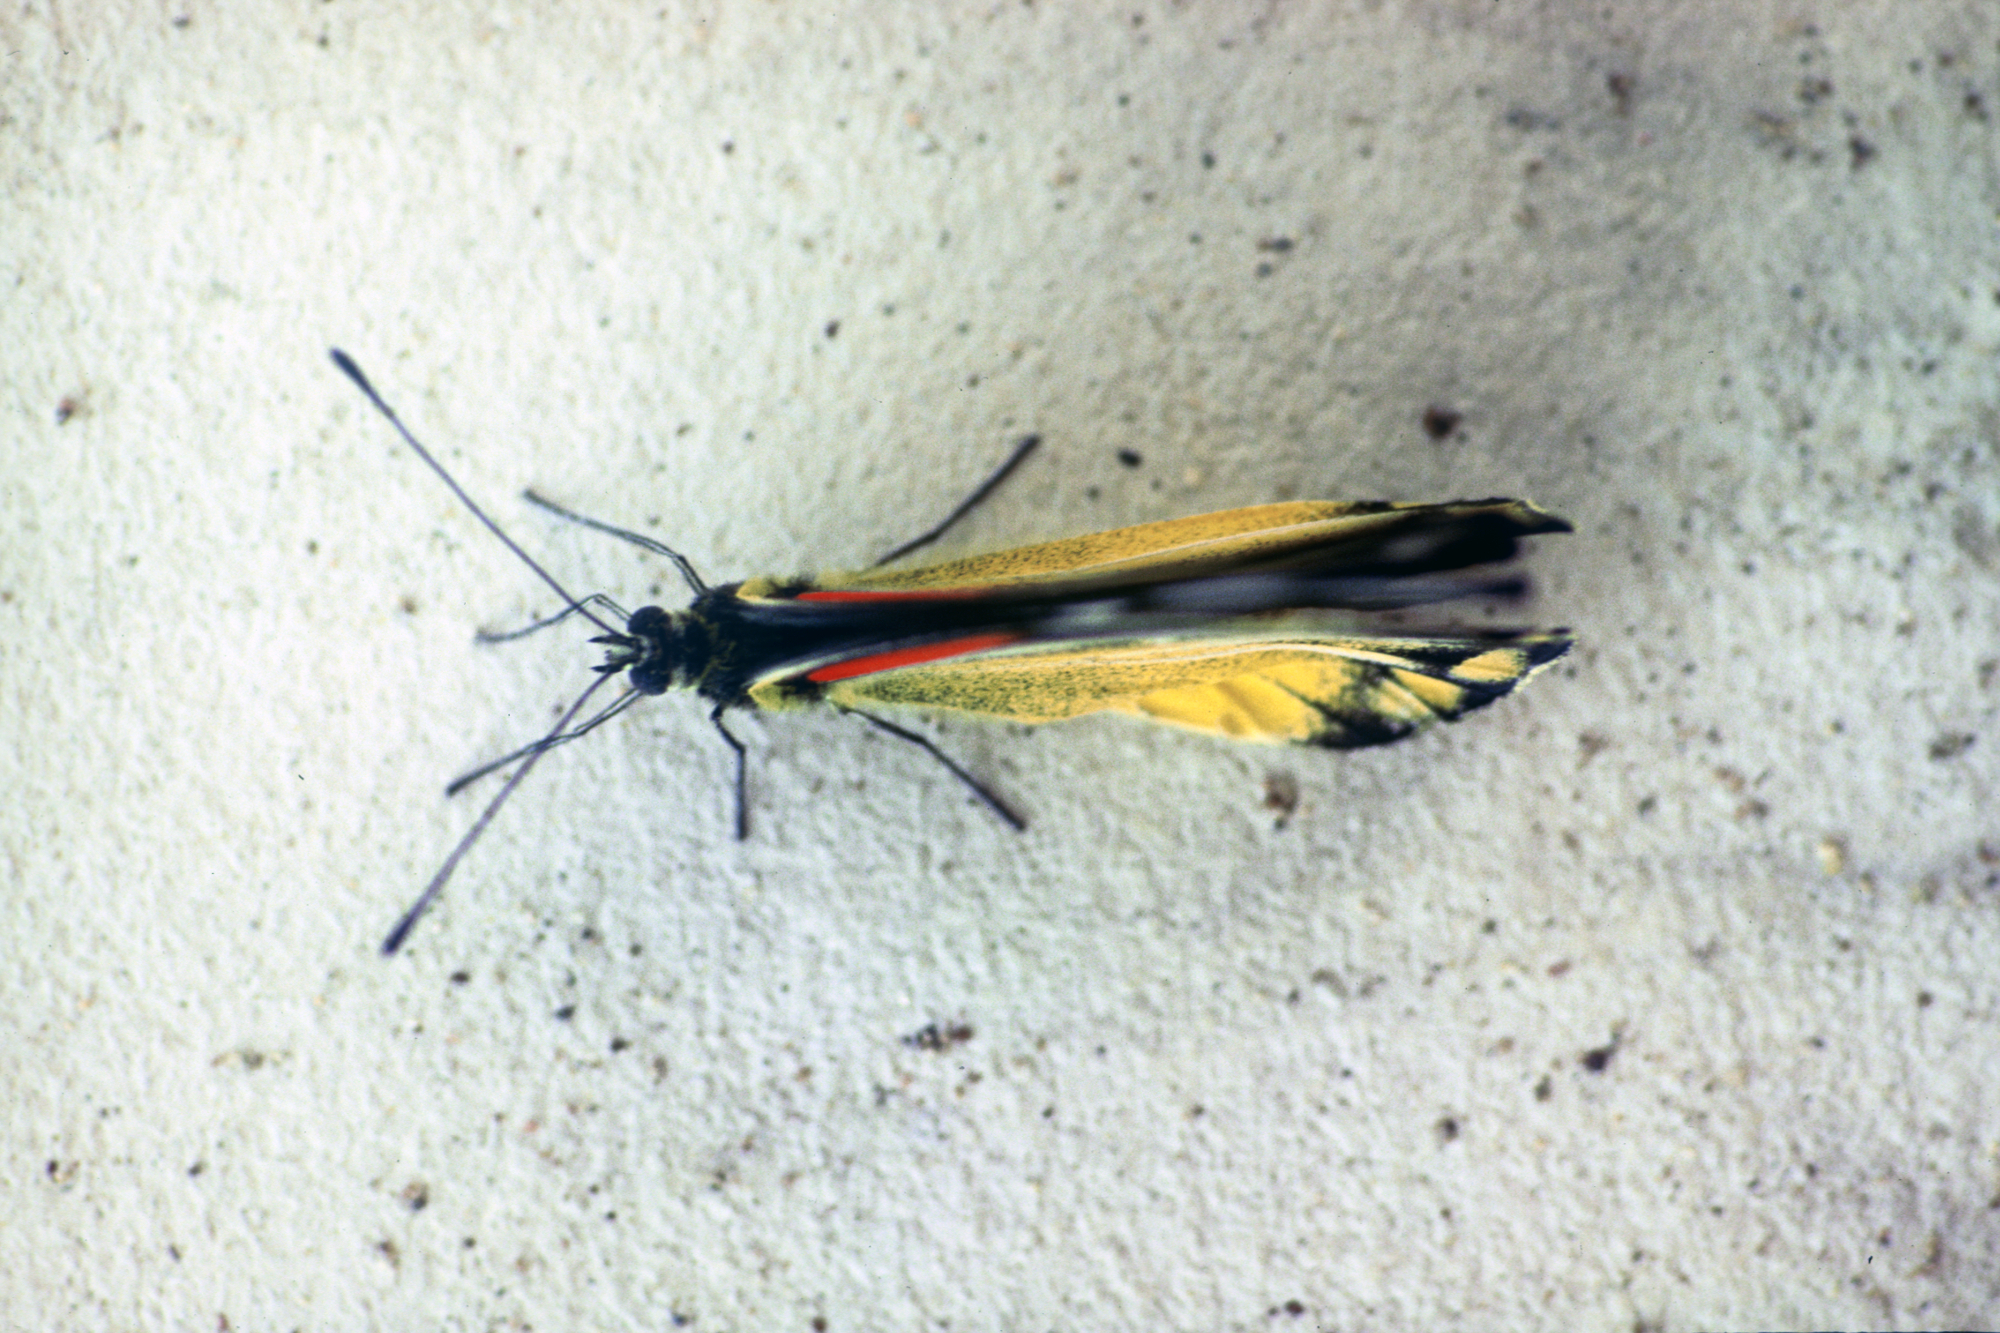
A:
[
  {"left": 764, "top": 631, "right": 1571, "bottom": 748},
  {"left": 735, "top": 498, "right": 1568, "bottom": 600}
]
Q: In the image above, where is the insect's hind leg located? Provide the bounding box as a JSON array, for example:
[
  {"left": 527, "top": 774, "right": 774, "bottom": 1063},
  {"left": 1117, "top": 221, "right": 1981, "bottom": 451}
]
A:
[
  {"left": 870, "top": 434, "right": 1041, "bottom": 567},
  {"left": 838, "top": 707, "right": 1027, "bottom": 831}
]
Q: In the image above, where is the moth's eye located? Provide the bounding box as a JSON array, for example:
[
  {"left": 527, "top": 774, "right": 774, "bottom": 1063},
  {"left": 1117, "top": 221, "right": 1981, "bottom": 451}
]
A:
[
  {"left": 626, "top": 606, "right": 670, "bottom": 637},
  {"left": 629, "top": 658, "right": 676, "bottom": 695}
]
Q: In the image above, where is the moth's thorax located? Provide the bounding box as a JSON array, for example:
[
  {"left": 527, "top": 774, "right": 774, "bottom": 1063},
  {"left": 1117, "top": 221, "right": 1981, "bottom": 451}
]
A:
[{"left": 606, "top": 605, "right": 695, "bottom": 695}]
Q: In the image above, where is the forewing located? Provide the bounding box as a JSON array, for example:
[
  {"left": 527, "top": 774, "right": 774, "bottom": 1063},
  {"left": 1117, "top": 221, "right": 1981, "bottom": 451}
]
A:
[
  {"left": 788, "top": 632, "right": 1572, "bottom": 747},
  {"left": 738, "top": 499, "right": 1569, "bottom": 601}
]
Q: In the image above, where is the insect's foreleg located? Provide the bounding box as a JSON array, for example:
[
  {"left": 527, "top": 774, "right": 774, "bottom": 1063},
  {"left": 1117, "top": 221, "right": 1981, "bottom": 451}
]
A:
[
  {"left": 523, "top": 490, "right": 709, "bottom": 596},
  {"left": 444, "top": 689, "right": 645, "bottom": 796},
  {"left": 475, "top": 592, "right": 633, "bottom": 644},
  {"left": 384, "top": 674, "right": 618, "bottom": 955},
  {"left": 838, "top": 707, "right": 1027, "bottom": 831},
  {"left": 709, "top": 706, "right": 749, "bottom": 841}
]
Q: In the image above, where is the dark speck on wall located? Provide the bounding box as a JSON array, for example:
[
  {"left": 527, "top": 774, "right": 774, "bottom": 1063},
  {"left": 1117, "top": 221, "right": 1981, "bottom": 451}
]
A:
[
  {"left": 1928, "top": 732, "right": 1975, "bottom": 760},
  {"left": 1607, "top": 71, "right": 1635, "bottom": 115},
  {"left": 904, "top": 1021, "right": 973, "bottom": 1052},
  {"left": 1421, "top": 406, "right": 1463, "bottom": 440}
]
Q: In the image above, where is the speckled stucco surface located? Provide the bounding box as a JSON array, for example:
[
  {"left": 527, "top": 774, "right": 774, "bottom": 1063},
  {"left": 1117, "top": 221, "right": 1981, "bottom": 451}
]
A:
[{"left": 4, "top": 3, "right": 1997, "bottom": 1328}]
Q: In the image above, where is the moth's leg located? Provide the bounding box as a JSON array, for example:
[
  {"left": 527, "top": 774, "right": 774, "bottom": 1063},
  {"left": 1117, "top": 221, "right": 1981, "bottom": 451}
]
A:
[
  {"left": 445, "top": 688, "right": 645, "bottom": 796},
  {"left": 385, "top": 672, "right": 619, "bottom": 956},
  {"left": 838, "top": 706, "right": 1027, "bottom": 831},
  {"left": 476, "top": 592, "right": 633, "bottom": 643},
  {"left": 871, "top": 434, "right": 1041, "bottom": 567},
  {"left": 709, "top": 705, "right": 749, "bottom": 840},
  {"left": 524, "top": 489, "right": 710, "bottom": 595}
]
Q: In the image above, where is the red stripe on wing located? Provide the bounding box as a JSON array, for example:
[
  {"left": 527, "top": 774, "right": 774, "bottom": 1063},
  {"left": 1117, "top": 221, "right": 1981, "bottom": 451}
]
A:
[{"left": 806, "top": 632, "right": 1023, "bottom": 684}]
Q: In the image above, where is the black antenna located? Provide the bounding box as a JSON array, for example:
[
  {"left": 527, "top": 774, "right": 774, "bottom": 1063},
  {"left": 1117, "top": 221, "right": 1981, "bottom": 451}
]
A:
[
  {"left": 329, "top": 349, "right": 617, "bottom": 636},
  {"left": 332, "top": 348, "right": 634, "bottom": 955}
]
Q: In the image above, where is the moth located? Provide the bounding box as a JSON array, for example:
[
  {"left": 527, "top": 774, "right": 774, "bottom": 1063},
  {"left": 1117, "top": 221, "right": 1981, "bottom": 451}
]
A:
[{"left": 333, "top": 351, "right": 1570, "bottom": 953}]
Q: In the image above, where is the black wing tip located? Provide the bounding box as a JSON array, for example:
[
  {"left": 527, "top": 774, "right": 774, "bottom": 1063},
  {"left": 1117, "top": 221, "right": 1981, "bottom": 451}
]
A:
[
  {"left": 1310, "top": 630, "right": 1574, "bottom": 747},
  {"left": 1523, "top": 630, "right": 1575, "bottom": 667},
  {"left": 1509, "top": 502, "right": 1572, "bottom": 536},
  {"left": 1454, "top": 498, "right": 1573, "bottom": 537},
  {"left": 1308, "top": 714, "right": 1424, "bottom": 750},
  {"left": 1531, "top": 511, "right": 1575, "bottom": 535},
  {"left": 1529, "top": 512, "right": 1575, "bottom": 535},
  {"left": 1453, "top": 631, "right": 1574, "bottom": 711}
]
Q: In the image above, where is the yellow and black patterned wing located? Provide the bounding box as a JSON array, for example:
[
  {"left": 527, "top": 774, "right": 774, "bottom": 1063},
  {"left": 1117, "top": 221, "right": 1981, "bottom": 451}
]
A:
[
  {"left": 761, "top": 630, "right": 1571, "bottom": 747},
  {"left": 735, "top": 498, "right": 1569, "bottom": 602}
]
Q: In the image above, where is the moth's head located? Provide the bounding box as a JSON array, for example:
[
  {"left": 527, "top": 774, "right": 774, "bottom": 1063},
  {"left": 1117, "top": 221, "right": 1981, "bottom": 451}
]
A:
[{"left": 595, "top": 605, "right": 688, "bottom": 695}]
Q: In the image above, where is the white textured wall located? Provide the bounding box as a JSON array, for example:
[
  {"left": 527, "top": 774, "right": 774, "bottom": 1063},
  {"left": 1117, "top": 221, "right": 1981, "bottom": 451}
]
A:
[{"left": 5, "top": 2, "right": 1997, "bottom": 1328}]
